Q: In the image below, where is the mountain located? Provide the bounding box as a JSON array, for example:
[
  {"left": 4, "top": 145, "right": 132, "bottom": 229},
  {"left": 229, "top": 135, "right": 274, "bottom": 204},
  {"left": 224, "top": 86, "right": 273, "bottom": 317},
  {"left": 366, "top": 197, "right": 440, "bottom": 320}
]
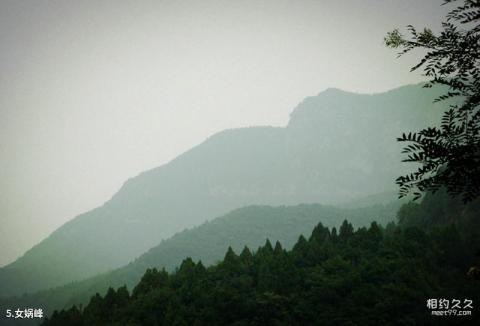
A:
[
  {"left": 0, "top": 83, "right": 448, "bottom": 298},
  {"left": 0, "top": 202, "right": 400, "bottom": 325}
]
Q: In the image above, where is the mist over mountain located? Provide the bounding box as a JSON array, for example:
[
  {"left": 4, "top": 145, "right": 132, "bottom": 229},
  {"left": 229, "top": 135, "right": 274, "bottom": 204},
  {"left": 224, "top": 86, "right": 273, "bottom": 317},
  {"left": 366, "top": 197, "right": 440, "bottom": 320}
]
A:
[{"left": 0, "top": 84, "right": 447, "bottom": 298}]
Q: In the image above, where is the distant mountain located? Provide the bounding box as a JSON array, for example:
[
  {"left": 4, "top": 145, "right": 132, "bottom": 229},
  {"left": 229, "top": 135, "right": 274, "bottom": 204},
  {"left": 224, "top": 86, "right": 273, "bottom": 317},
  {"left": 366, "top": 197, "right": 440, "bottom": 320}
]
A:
[
  {"left": 0, "top": 202, "right": 399, "bottom": 324},
  {"left": 0, "top": 83, "right": 448, "bottom": 298}
]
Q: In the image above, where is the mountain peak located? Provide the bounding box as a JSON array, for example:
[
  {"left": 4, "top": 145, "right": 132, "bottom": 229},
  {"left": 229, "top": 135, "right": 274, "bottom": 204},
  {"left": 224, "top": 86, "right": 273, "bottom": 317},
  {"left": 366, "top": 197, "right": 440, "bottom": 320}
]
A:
[{"left": 320, "top": 87, "right": 350, "bottom": 95}]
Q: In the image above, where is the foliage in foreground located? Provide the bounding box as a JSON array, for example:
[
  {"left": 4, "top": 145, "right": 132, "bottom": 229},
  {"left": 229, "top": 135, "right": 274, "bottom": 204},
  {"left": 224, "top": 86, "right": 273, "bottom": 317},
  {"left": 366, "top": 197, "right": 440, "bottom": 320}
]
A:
[
  {"left": 385, "top": 0, "right": 480, "bottom": 202},
  {"left": 42, "top": 219, "right": 480, "bottom": 325}
]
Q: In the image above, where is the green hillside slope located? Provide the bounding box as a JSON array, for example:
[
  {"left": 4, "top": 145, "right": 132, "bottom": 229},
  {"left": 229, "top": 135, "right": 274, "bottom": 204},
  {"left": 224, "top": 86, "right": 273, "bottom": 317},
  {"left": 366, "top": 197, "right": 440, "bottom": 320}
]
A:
[
  {"left": 42, "top": 219, "right": 480, "bottom": 325},
  {"left": 0, "top": 202, "right": 399, "bottom": 324}
]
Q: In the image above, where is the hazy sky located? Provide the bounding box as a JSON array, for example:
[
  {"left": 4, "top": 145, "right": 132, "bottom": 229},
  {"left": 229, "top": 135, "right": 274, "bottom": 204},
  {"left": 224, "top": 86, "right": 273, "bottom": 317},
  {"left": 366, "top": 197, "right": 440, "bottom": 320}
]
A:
[{"left": 0, "top": 0, "right": 448, "bottom": 267}]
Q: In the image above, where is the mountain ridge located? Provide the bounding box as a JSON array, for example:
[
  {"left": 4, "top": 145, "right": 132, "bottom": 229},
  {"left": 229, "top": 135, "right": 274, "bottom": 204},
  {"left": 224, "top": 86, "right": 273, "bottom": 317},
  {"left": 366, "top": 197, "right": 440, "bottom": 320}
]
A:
[{"left": 0, "top": 83, "right": 448, "bottom": 298}]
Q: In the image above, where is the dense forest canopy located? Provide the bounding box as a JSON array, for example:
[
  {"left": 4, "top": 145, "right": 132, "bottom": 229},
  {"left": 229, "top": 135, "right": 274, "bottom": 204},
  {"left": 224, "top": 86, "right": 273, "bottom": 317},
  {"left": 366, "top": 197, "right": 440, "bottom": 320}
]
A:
[
  {"left": 0, "top": 202, "right": 399, "bottom": 325},
  {"left": 41, "top": 217, "right": 480, "bottom": 325}
]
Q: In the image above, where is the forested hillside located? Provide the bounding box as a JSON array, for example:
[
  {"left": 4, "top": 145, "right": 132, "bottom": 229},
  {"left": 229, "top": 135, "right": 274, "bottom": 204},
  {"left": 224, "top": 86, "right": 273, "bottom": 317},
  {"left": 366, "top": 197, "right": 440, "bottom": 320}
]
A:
[
  {"left": 0, "top": 202, "right": 399, "bottom": 325},
  {"left": 42, "top": 219, "right": 480, "bottom": 325},
  {"left": 398, "top": 190, "right": 480, "bottom": 253}
]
